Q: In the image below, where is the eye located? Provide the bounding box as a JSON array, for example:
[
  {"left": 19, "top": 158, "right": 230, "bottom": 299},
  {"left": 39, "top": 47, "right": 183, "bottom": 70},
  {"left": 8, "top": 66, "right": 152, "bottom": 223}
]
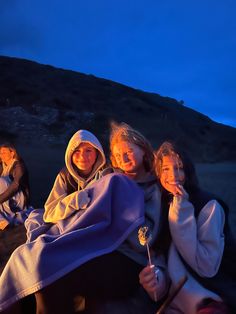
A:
[{"left": 162, "top": 167, "right": 169, "bottom": 172}]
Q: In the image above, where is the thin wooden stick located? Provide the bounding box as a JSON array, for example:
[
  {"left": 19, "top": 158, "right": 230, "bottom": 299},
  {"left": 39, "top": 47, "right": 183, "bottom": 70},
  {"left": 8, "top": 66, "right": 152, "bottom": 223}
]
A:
[
  {"left": 146, "top": 244, "right": 157, "bottom": 302},
  {"left": 156, "top": 275, "right": 188, "bottom": 314}
]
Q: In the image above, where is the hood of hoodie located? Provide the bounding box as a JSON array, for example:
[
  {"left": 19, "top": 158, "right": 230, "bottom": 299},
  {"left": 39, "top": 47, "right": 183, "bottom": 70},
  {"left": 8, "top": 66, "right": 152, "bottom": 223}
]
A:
[{"left": 65, "top": 130, "right": 106, "bottom": 184}]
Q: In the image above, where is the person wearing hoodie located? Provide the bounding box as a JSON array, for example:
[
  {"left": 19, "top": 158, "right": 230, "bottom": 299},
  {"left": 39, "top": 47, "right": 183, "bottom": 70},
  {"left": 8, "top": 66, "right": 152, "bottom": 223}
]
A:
[
  {"left": 43, "top": 129, "right": 106, "bottom": 223},
  {"left": 139, "top": 141, "right": 233, "bottom": 314}
]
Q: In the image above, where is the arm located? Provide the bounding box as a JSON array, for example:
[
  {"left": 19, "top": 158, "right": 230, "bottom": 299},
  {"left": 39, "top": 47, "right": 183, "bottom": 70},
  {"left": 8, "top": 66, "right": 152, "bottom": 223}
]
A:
[
  {"left": 169, "top": 197, "right": 225, "bottom": 277},
  {"left": 43, "top": 173, "right": 90, "bottom": 223},
  {"left": 0, "top": 161, "right": 24, "bottom": 203}
]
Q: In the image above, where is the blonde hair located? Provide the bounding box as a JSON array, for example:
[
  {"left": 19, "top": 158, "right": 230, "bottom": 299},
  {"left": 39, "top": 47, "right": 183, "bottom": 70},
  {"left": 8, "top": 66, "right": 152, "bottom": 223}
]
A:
[{"left": 110, "top": 121, "right": 154, "bottom": 172}]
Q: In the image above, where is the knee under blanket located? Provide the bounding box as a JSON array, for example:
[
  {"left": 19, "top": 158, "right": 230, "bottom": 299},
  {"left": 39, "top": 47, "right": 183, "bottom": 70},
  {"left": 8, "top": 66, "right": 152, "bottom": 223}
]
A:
[{"left": 0, "top": 173, "right": 145, "bottom": 311}]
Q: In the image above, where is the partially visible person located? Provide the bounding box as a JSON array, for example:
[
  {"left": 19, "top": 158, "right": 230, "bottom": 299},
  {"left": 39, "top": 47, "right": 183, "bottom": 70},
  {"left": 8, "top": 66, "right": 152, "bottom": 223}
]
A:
[
  {"left": 0, "top": 143, "right": 30, "bottom": 230},
  {"left": 139, "top": 141, "right": 235, "bottom": 313},
  {"left": 109, "top": 122, "right": 168, "bottom": 301}
]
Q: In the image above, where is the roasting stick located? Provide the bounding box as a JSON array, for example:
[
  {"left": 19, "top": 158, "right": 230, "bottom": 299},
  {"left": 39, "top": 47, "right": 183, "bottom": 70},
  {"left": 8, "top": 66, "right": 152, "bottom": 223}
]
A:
[{"left": 138, "top": 226, "right": 157, "bottom": 302}]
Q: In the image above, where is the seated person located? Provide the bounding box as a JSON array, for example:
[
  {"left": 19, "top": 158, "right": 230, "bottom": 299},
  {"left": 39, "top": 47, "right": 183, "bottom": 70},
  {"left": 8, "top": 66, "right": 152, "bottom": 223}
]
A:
[
  {"left": 139, "top": 141, "right": 233, "bottom": 314},
  {"left": 43, "top": 129, "right": 106, "bottom": 223},
  {"left": 0, "top": 143, "right": 30, "bottom": 230}
]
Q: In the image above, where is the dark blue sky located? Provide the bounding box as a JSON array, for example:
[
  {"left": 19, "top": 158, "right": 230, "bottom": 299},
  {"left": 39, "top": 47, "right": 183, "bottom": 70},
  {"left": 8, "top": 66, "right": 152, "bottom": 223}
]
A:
[{"left": 1, "top": 0, "right": 235, "bottom": 127}]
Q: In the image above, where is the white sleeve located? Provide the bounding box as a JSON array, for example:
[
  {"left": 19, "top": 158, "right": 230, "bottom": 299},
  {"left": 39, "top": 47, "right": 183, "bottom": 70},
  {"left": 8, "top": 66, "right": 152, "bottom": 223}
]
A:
[{"left": 168, "top": 198, "right": 225, "bottom": 277}]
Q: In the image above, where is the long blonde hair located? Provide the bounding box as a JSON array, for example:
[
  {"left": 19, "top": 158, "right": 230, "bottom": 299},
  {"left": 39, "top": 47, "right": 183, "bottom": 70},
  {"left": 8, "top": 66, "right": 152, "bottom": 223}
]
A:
[{"left": 109, "top": 121, "right": 154, "bottom": 172}]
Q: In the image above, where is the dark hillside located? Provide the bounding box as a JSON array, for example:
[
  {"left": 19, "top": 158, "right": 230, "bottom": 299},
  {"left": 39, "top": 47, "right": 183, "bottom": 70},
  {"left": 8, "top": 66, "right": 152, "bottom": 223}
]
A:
[{"left": 0, "top": 55, "right": 236, "bottom": 162}]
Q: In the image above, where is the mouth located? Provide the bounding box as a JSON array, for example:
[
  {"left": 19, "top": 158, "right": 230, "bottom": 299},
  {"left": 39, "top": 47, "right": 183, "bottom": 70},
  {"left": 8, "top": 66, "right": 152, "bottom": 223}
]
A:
[
  {"left": 122, "top": 161, "right": 132, "bottom": 167},
  {"left": 167, "top": 181, "right": 181, "bottom": 185}
]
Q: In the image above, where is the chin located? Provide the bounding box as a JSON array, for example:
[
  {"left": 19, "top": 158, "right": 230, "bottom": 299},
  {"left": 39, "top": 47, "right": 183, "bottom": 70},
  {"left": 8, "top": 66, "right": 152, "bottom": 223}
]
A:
[{"left": 123, "top": 167, "right": 135, "bottom": 173}]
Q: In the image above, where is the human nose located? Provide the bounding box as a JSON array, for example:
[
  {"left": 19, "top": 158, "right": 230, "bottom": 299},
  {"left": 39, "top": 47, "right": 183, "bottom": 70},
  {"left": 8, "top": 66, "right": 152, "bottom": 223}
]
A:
[
  {"left": 169, "top": 167, "right": 178, "bottom": 179},
  {"left": 80, "top": 150, "right": 87, "bottom": 159}
]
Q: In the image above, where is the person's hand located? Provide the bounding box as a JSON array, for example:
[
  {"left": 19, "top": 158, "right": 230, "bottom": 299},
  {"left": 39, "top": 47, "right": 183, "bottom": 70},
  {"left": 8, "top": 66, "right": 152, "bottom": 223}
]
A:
[
  {"left": 139, "top": 264, "right": 158, "bottom": 295},
  {"left": 174, "top": 184, "right": 189, "bottom": 199},
  {"left": 78, "top": 190, "right": 90, "bottom": 210}
]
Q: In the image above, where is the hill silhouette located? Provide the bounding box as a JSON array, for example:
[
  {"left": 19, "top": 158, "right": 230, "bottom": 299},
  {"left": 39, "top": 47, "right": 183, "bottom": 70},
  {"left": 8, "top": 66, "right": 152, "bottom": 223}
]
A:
[{"left": 1, "top": 55, "right": 236, "bottom": 162}]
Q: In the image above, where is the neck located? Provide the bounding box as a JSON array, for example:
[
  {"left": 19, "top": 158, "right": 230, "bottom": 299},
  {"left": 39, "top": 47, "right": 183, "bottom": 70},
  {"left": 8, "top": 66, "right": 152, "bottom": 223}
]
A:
[
  {"left": 4, "top": 159, "right": 14, "bottom": 166},
  {"left": 77, "top": 168, "right": 93, "bottom": 179}
]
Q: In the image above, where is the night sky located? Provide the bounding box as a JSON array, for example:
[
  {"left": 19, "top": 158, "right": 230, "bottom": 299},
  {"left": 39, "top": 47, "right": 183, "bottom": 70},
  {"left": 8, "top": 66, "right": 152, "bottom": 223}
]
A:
[{"left": 1, "top": 0, "right": 235, "bottom": 127}]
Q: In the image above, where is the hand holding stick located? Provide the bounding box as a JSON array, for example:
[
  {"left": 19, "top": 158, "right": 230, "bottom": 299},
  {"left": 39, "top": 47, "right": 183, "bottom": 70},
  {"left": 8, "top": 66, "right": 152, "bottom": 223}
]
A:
[{"left": 138, "top": 226, "right": 157, "bottom": 302}]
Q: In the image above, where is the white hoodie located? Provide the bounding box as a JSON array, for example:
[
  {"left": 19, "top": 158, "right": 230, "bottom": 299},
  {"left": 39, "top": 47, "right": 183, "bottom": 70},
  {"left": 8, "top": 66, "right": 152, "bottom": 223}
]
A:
[
  {"left": 43, "top": 130, "right": 106, "bottom": 223},
  {"left": 166, "top": 197, "right": 225, "bottom": 314}
]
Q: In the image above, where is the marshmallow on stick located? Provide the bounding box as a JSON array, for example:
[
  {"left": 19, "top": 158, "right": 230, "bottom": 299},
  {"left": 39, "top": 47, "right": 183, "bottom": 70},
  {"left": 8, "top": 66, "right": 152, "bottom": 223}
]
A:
[
  {"left": 138, "top": 226, "right": 157, "bottom": 302},
  {"left": 138, "top": 226, "right": 152, "bottom": 265}
]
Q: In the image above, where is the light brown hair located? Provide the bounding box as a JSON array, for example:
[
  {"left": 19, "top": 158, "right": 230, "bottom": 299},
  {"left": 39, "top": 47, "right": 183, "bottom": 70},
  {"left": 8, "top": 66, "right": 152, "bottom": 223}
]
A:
[{"left": 110, "top": 121, "right": 154, "bottom": 172}]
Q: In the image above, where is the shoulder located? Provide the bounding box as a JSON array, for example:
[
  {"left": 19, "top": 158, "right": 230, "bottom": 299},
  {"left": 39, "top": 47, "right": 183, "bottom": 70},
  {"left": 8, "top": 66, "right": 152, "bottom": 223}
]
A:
[
  {"left": 197, "top": 199, "right": 225, "bottom": 228},
  {"left": 10, "top": 160, "right": 26, "bottom": 176},
  {"left": 190, "top": 189, "right": 228, "bottom": 217},
  {"left": 100, "top": 166, "right": 115, "bottom": 177},
  {"left": 58, "top": 167, "right": 73, "bottom": 183},
  {"left": 59, "top": 166, "right": 69, "bottom": 177},
  {"left": 12, "top": 159, "right": 23, "bottom": 168},
  {"left": 59, "top": 166, "right": 78, "bottom": 193}
]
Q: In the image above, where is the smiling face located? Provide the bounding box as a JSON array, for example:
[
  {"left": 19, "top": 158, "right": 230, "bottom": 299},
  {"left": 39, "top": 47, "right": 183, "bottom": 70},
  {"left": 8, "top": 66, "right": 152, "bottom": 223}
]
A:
[
  {"left": 112, "top": 141, "right": 145, "bottom": 177},
  {"left": 72, "top": 142, "right": 97, "bottom": 176},
  {"left": 160, "top": 155, "right": 185, "bottom": 194}
]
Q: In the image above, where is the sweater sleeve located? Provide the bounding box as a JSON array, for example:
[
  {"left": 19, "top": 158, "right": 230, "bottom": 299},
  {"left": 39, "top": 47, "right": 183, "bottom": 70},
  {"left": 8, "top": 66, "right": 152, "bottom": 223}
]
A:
[
  {"left": 43, "top": 173, "right": 79, "bottom": 223},
  {"left": 0, "top": 161, "right": 24, "bottom": 204},
  {"left": 168, "top": 197, "right": 225, "bottom": 277},
  {"left": 43, "top": 172, "right": 92, "bottom": 223}
]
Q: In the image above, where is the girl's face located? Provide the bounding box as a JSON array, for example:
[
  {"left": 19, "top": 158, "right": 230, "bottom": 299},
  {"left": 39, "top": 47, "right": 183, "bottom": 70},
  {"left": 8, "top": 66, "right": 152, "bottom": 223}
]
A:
[
  {"left": 0, "top": 147, "right": 14, "bottom": 164},
  {"left": 160, "top": 155, "right": 185, "bottom": 194},
  {"left": 72, "top": 142, "right": 97, "bottom": 176},
  {"left": 112, "top": 141, "right": 145, "bottom": 176}
]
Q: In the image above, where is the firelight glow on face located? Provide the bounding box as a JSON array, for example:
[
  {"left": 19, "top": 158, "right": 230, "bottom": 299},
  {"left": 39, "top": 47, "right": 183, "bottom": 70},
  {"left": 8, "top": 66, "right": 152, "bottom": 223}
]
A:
[{"left": 160, "top": 155, "right": 185, "bottom": 194}]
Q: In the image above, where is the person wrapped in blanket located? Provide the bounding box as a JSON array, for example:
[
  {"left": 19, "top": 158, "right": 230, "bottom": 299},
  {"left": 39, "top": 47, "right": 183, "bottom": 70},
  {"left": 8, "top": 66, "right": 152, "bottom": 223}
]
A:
[
  {"left": 43, "top": 129, "right": 107, "bottom": 223},
  {"left": 0, "top": 143, "right": 30, "bottom": 230},
  {"left": 25, "top": 129, "right": 107, "bottom": 240},
  {"left": 139, "top": 141, "right": 235, "bottom": 314}
]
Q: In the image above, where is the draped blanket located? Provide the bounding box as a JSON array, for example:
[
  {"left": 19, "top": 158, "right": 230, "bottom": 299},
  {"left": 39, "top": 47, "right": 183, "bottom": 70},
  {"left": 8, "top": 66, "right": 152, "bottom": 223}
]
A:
[{"left": 0, "top": 173, "right": 144, "bottom": 311}]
